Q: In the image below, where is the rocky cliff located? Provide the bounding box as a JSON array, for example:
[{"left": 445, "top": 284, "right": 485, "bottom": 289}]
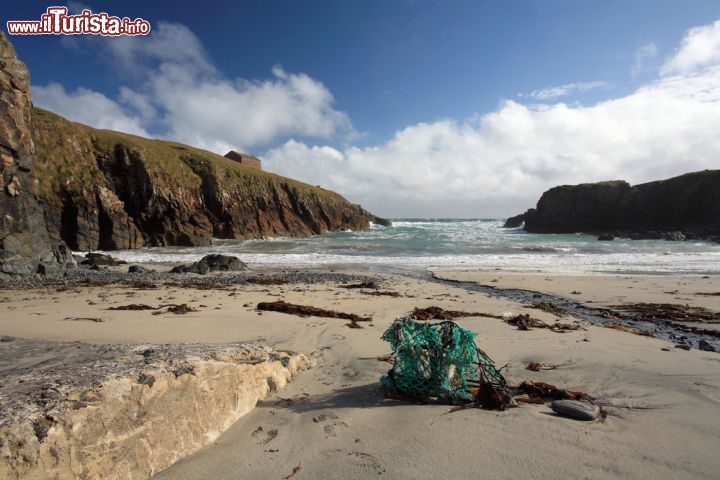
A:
[
  {"left": 0, "top": 33, "right": 72, "bottom": 279},
  {"left": 31, "top": 107, "right": 388, "bottom": 250},
  {"left": 0, "top": 32, "right": 387, "bottom": 267},
  {"left": 517, "top": 170, "right": 720, "bottom": 240}
]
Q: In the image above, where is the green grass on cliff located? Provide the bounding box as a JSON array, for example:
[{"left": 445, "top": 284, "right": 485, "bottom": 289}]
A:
[{"left": 31, "top": 108, "right": 345, "bottom": 203}]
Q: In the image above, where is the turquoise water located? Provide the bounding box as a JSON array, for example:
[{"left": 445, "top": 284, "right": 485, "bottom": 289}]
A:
[{"left": 108, "top": 219, "right": 720, "bottom": 274}]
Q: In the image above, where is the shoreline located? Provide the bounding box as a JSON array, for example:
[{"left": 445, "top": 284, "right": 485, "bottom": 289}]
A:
[{"left": 1, "top": 263, "right": 719, "bottom": 479}]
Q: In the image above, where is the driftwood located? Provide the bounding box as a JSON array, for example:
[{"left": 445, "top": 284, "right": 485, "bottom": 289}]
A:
[{"left": 256, "top": 300, "right": 372, "bottom": 323}]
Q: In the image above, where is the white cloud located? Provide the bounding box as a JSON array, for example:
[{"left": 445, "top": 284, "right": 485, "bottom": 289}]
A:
[
  {"left": 32, "top": 17, "right": 720, "bottom": 218},
  {"left": 33, "top": 22, "right": 352, "bottom": 153},
  {"left": 520, "top": 81, "right": 609, "bottom": 100},
  {"left": 661, "top": 18, "right": 720, "bottom": 75},
  {"left": 266, "top": 65, "right": 720, "bottom": 217},
  {"left": 32, "top": 82, "right": 150, "bottom": 136},
  {"left": 631, "top": 42, "right": 658, "bottom": 77}
]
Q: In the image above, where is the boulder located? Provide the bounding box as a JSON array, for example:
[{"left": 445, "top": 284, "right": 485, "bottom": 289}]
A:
[
  {"left": 597, "top": 233, "right": 614, "bottom": 241},
  {"left": 171, "top": 254, "right": 247, "bottom": 275},
  {"left": 80, "top": 253, "right": 125, "bottom": 267}
]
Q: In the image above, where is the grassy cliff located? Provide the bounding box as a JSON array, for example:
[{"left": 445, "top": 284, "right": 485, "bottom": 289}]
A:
[{"left": 31, "top": 108, "right": 386, "bottom": 250}]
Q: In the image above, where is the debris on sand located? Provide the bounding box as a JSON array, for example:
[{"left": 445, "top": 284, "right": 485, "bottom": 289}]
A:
[
  {"left": 526, "top": 362, "right": 558, "bottom": 372},
  {"left": 695, "top": 292, "right": 720, "bottom": 297},
  {"left": 108, "top": 304, "right": 158, "bottom": 311},
  {"left": 381, "top": 317, "right": 601, "bottom": 420},
  {"left": 505, "top": 314, "right": 582, "bottom": 333},
  {"left": 607, "top": 324, "right": 647, "bottom": 335},
  {"left": 409, "top": 306, "right": 504, "bottom": 321},
  {"left": 340, "top": 281, "right": 379, "bottom": 289},
  {"left": 607, "top": 303, "right": 720, "bottom": 323},
  {"left": 246, "top": 277, "right": 288, "bottom": 285},
  {"left": 526, "top": 301, "right": 567, "bottom": 317},
  {"left": 256, "top": 300, "right": 372, "bottom": 323},
  {"left": 151, "top": 304, "right": 198, "bottom": 315},
  {"left": 514, "top": 381, "right": 587, "bottom": 401},
  {"left": 108, "top": 303, "right": 199, "bottom": 315},
  {"left": 361, "top": 290, "right": 400, "bottom": 298},
  {"left": 63, "top": 317, "right": 105, "bottom": 323},
  {"left": 284, "top": 463, "right": 303, "bottom": 480},
  {"left": 381, "top": 317, "right": 513, "bottom": 410}
]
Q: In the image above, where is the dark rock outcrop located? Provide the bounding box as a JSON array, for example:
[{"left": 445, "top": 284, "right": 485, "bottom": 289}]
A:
[
  {"left": 31, "top": 108, "right": 389, "bottom": 251},
  {"left": 503, "top": 213, "right": 526, "bottom": 228},
  {"left": 0, "top": 33, "right": 73, "bottom": 279},
  {"left": 79, "top": 253, "right": 125, "bottom": 267},
  {"left": 519, "top": 171, "right": 720, "bottom": 241},
  {"left": 170, "top": 254, "right": 247, "bottom": 275}
]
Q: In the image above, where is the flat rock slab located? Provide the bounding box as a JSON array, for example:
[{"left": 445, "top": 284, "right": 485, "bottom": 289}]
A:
[
  {"left": 0, "top": 338, "right": 309, "bottom": 479},
  {"left": 551, "top": 399, "right": 600, "bottom": 421}
]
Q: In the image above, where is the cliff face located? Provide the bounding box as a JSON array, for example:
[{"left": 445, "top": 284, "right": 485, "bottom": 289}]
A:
[
  {"left": 521, "top": 171, "right": 720, "bottom": 239},
  {"left": 31, "top": 108, "right": 388, "bottom": 251},
  {"left": 0, "top": 33, "right": 72, "bottom": 278}
]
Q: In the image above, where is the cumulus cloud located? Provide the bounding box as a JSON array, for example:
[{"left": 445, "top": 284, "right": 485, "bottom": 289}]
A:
[
  {"left": 520, "top": 81, "right": 609, "bottom": 100},
  {"left": 662, "top": 18, "right": 720, "bottom": 75},
  {"left": 631, "top": 42, "right": 658, "bottom": 77},
  {"left": 266, "top": 64, "right": 720, "bottom": 217},
  {"left": 33, "top": 17, "right": 720, "bottom": 218},
  {"left": 32, "top": 83, "right": 150, "bottom": 136},
  {"left": 33, "top": 22, "right": 352, "bottom": 153}
]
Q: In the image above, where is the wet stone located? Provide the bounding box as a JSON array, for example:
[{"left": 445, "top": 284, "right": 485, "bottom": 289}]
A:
[{"left": 551, "top": 400, "right": 600, "bottom": 421}]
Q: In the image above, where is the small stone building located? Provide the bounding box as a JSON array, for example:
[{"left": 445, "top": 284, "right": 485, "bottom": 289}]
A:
[{"left": 224, "top": 151, "right": 262, "bottom": 170}]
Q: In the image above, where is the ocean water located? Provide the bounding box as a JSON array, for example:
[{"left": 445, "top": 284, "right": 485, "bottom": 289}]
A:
[{"left": 106, "top": 219, "right": 720, "bottom": 275}]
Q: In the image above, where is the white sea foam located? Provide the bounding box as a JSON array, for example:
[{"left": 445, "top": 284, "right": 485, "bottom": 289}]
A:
[{"left": 92, "top": 219, "right": 720, "bottom": 275}]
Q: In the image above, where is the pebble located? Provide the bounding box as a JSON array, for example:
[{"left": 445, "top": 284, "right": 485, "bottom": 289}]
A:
[
  {"left": 1, "top": 336, "right": 15, "bottom": 342},
  {"left": 551, "top": 400, "right": 600, "bottom": 421}
]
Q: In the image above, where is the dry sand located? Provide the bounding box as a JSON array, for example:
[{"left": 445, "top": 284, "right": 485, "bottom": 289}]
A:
[{"left": 1, "top": 268, "right": 719, "bottom": 479}]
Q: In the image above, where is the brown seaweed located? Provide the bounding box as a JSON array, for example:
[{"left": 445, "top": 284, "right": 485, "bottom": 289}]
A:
[{"left": 256, "top": 300, "right": 372, "bottom": 323}]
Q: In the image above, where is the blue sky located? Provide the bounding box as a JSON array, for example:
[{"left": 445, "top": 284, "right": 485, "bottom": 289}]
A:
[{"left": 5, "top": 1, "right": 720, "bottom": 216}]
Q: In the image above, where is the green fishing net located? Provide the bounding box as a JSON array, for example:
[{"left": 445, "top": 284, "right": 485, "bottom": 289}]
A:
[{"left": 381, "top": 317, "right": 508, "bottom": 404}]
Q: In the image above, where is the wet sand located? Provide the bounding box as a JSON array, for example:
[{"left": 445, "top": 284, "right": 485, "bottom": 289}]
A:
[{"left": 1, "top": 268, "right": 719, "bottom": 479}]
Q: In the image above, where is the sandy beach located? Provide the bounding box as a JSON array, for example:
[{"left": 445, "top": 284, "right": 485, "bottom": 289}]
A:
[{"left": 1, "top": 267, "right": 719, "bottom": 479}]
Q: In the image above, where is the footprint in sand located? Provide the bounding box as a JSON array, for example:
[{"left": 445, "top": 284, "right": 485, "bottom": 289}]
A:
[
  {"left": 323, "top": 422, "right": 349, "bottom": 437},
  {"left": 313, "top": 412, "right": 348, "bottom": 437},
  {"left": 346, "top": 452, "right": 385, "bottom": 474},
  {"left": 312, "top": 412, "right": 338, "bottom": 423},
  {"left": 251, "top": 426, "right": 278, "bottom": 444},
  {"left": 332, "top": 333, "right": 346, "bottom": 340}
]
